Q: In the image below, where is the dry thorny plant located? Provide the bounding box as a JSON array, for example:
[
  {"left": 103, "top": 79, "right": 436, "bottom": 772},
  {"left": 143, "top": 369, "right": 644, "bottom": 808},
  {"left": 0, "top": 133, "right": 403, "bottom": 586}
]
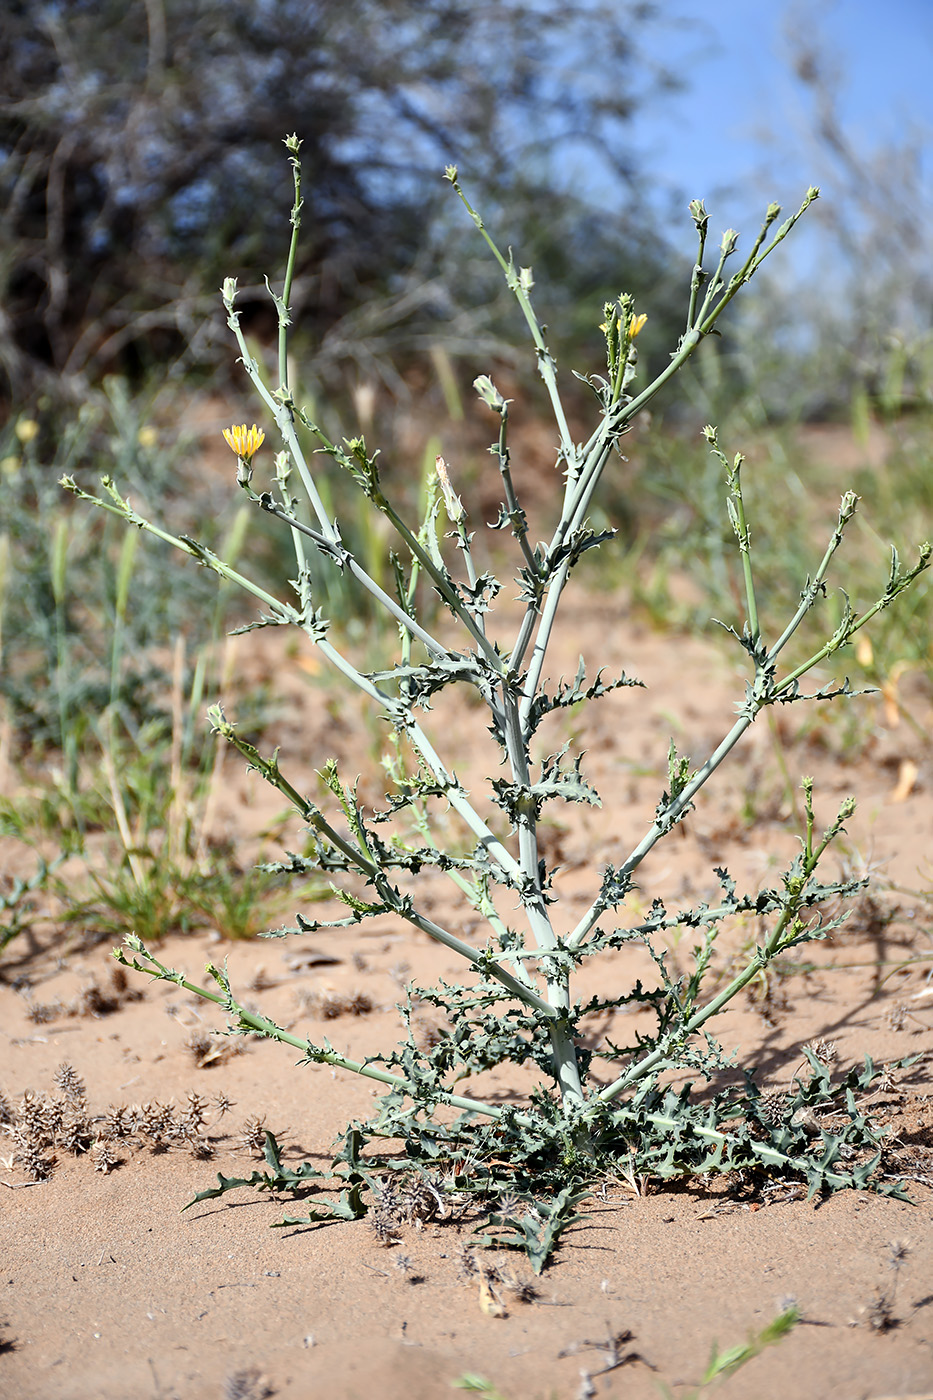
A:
[{"left": 0, "top": 1062, "right": 252, "bottom": 1182}]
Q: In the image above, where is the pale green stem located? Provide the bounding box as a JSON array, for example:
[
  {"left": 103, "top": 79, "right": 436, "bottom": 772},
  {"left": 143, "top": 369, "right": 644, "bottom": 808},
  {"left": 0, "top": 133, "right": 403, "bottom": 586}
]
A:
[
  {"left": 254, "top": 493, "right": 456, "bottom": 661},
  {"left": 60, "top": 475, "right": 299, "bottom": 620},
  {"left": 369, "top": 485, "right": 502, "bottom": 664},
  {"left": 491, "top": 401, "right": 539, "bottom": 578},
  {"left": 406, "top": 800, "right": 535, "bottom": 992},
  {"left": 213, "top": 710, "right": 554, "bottom": 1018},
  {"left": 497, "top": 686, "right": 589, "bottom": 1121},
  {"left": 591, "top": 815, "right": 844, "bottom": 1106},
  {"left": 729, "top": 461, "right": 760, "bottom": 645},
  {"left": 566, "top": 496, "right": 861, "bottom": 950},
  {"left": 61, "top": 475, "right": 526, "bottom": 912},
  {"left": 686, "top": 213, "right": 709, "bottom": 331},
  {"left": 448, "top": 176, "right": 578, "bottom": 475},
  {"left": 116, "top": 942, "right": 525, "bottom": 1121},
  {"left": 278, "top": 145, "right": 302, "bottom": 392}
]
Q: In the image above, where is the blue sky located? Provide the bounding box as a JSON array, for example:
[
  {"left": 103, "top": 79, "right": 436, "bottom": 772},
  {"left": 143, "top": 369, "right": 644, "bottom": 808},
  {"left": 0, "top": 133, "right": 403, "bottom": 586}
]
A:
[{"left": 630, "top": 0, "right": 933, "bottom": 253}]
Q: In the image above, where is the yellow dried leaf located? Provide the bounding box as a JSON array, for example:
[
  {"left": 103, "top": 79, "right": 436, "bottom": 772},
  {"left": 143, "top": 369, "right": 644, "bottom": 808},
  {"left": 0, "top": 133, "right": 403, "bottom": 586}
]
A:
[
  {"left": 478, "top": 1274, "right": 507, "bottom": 1318},
  {"left": 890, "top": 758, "right": 918, "bottom": 803}
]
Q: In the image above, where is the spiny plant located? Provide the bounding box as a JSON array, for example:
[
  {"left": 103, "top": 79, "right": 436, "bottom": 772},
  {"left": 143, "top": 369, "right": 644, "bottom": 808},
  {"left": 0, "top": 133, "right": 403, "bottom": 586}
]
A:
[{"left": 64, "top": 138, "right": 930, "bottom": 1271}]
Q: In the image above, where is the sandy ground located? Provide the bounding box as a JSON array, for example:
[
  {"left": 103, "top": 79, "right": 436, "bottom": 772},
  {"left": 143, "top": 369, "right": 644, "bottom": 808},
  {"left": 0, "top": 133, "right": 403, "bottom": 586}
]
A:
[{"left": 2, "top": 590, "right": 933, "bottom": 1400}]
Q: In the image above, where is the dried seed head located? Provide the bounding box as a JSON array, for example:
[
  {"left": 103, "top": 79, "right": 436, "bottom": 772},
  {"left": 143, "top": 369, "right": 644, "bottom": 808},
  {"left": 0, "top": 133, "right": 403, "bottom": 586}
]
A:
[
  {"left": 91, "top": 1141, "right": 121, "bottom": 1173},
  {"left": 102, "top": 1105, "right": 133, "bottom": 1140},
  {"left": 187, "top": 1134, "right": 215, "bottom": 1160},
  {"left": 297, "top": 988, "right": 373, "bottom": 1020},
  {"left": 319, "top": 991, "right": 347, "bottom": 1021},
  {"left": 496, "top": 1268, "right": 540, "bottom": 1305},
  {"left": 759, "top": 1092, "right": 788, "bottom": 1126},
  {"left": 53, "top": 1063, "right": 86, "bottom": 1103},
  {"left": 184, "top": 1030, "right": 213, "bottom": 1064},
  {"left": 223, "top": 1367, "right": 273, "bottom": 1400},
  {"left": 184, "top": 1031, "right": 230, "bottom": 1068},
  {"left": 23, "top": 997, "right": 61, "bottom": 1025},
  {"left": 75, "top": 982, "right": 118, "bottom": 1018},
  {"left": 184, "top": 1091, "right": 209, "bottom": 1129},
  {"left": 18, "top": 1092, "right": 58, "bottom": 1145},
  {"left": 15, "top": 1143, "right": 55, "bottom": 1181},
  {"left": 59, "top": 1111, "right": 93, "bottom": 1156},
  {"left": 238, "top": 1116, "right": 268, "bottom": 1156},
  {"left": 399, "top": 1176, "right": 440, "bottom": 1227},
  {"left": 806, "top": 1039, "right": 837, "bottom": 1065},
  {"left": 369, "top": 1207, "right": 403, "bottom": 1246},
  {"left": 888, "top": 1239, "right": 911, "bottom": 1269},
  {"left": 212, "top": 1092, "right": 236, "bottom": 1119},
  {"left": 861, "top": 1287, "right": 897, "bottom": 1332},
  {"left": 140, "top": 1101, "right": 176, "bottom": 1149},
  {"left": 874, "top": 1064, "right": 897, "bottom": 1095},
  {"left": 456, "top": 1244, "right": 479, "bottom": 1280},
  {"left": 344, "top": 991, "right": 373, "bottom": 1016},
  {"left": 414, "top": 1018, "right": 446, "bottom": 1051}
]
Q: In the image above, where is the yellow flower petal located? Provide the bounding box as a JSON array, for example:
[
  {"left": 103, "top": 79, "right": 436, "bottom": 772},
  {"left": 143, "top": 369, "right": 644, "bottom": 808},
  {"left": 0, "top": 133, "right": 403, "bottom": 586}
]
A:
[{"left": 222, "top": 423, "right": 265, "bottom": 461}]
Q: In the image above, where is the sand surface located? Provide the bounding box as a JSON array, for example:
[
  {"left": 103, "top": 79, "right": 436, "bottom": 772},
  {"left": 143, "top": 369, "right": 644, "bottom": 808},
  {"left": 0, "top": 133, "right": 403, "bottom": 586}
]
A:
[{"left": 2, "top": 593, "right": 932, "bottom": 1400}]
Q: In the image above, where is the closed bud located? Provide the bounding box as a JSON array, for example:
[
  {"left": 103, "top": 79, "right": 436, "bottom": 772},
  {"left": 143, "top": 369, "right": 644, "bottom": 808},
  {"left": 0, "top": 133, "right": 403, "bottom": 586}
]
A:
[
  {"left": 720, "top": 229, "right": 739, "bottom": 256},
  {"left": 435, "top": 456, "right": 464, "bottom": 523},
  {"left": 473, "top": 375, "right": 507, "bottom": 411},
  {"left": 688, "top": 198, "right": 708, "bottom": 229}
]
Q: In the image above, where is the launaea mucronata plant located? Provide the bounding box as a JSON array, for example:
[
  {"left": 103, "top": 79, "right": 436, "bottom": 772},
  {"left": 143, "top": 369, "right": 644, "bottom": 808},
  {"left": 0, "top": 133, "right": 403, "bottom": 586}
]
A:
[{"left": 64, "top": 137, "right": 930, "bottom": 1270}]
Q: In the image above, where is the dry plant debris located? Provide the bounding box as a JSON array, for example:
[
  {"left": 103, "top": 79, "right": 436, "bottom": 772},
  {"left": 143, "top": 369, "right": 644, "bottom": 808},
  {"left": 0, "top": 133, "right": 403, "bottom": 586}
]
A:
[{"left": 0, "top": 1065, "right": 279, "bottom": 1182}]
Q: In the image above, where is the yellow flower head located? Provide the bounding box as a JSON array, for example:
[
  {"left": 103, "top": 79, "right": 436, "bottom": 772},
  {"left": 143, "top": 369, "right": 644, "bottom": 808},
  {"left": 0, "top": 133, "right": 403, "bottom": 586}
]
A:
[
  {"left": 222, "top": 423, "right": 265, "bottom": 461},
  {"left": 628, "top": 313, "right": 648, "bottom": 341},
  {"left": 15, "top": 417, "right": 39, "bottom": 444}
]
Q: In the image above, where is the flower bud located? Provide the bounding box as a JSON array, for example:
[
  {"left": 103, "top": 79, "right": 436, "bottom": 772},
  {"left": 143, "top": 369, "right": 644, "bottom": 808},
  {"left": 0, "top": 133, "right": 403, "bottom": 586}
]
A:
[
  {"left": 473, "top": 376, "right": 507, "bottom": 411},
  {"left": 435, "top": 456, "right": 464, "bottom": 523},
  {"left": 688, "top": 198, "right": 708, "bottom": 230}
]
